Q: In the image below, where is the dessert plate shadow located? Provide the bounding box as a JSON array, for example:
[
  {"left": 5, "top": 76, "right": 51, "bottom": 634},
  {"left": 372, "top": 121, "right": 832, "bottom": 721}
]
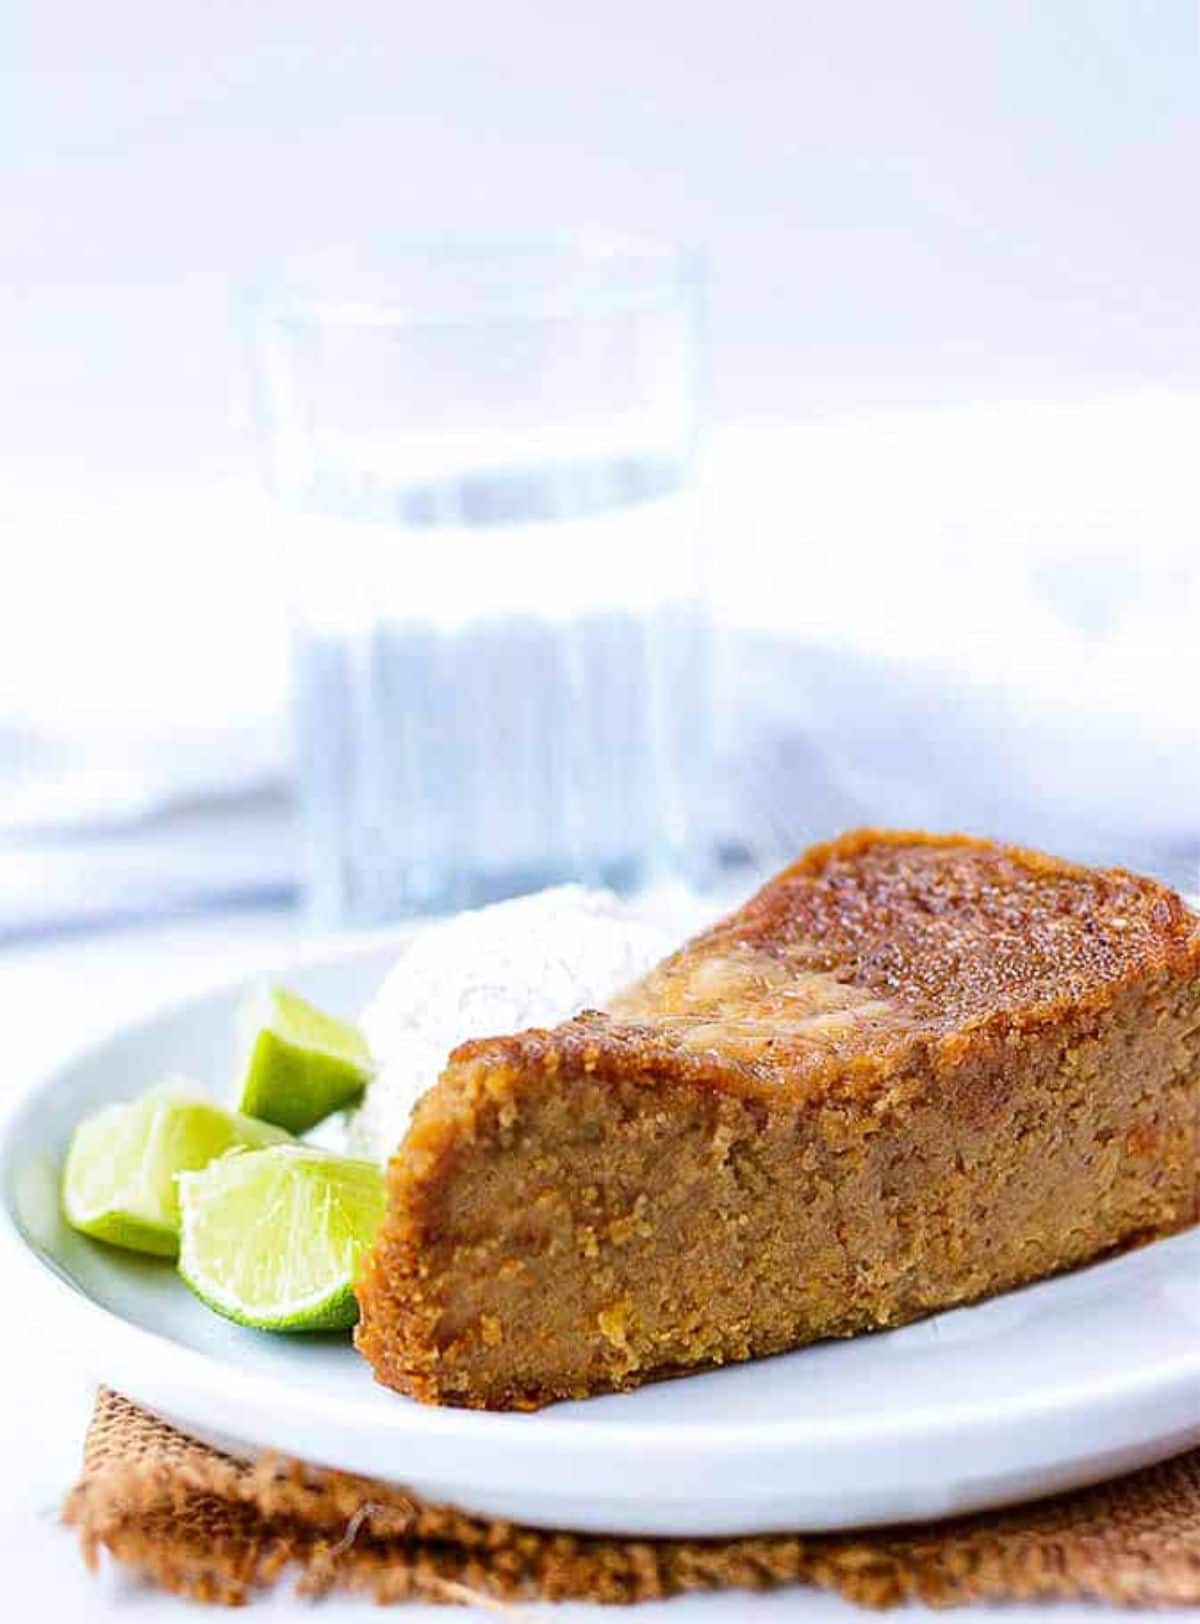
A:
[{"left": 5, "top": 925, "right": 1200, "bottom": 1537}]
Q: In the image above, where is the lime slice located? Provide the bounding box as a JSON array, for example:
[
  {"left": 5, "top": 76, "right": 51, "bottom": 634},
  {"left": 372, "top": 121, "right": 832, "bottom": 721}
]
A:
[
  {"left": 237, "top": 985, "right": 374, "bottom": 1135},
  {"left": 177, "top": 1144, "right": 385, "bottom": 1331},
  {"left": 62, "top": 1082, "right": 290, "bottom": 1257}
]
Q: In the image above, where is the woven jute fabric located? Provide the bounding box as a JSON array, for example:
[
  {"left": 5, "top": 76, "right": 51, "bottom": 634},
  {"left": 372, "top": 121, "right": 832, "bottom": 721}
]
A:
[{"left": 64, "top": 1389, "right": 1200, "bottom": 1610}]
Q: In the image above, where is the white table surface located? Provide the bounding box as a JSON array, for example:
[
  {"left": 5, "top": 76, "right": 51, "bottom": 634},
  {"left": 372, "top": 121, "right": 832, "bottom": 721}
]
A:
[{"left": 0, "top": 907, "right": 1188, "bottom": 1621}]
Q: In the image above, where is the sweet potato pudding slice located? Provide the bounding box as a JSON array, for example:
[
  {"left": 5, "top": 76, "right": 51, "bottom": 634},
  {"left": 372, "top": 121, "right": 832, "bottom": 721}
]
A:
[{"left": 355, "top": 830, "right": 1200, "bottom": 1410}]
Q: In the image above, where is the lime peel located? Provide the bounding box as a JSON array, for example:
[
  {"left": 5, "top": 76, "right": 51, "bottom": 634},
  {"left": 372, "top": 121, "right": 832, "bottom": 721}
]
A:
[
  {"left": 177, "top": 1144, "right": 386, "bottom": 1332},
  {"left": 237, "top": 985, "right": 374, "bottom": 1135},
  {"left": 61, "top": 1082, "right": 290, "bottom": 1257}
]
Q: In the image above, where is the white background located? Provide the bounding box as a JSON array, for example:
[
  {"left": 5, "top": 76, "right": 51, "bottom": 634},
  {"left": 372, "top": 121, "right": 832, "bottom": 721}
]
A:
[
  {"left": 4, "top": 2, "right": 1198, "bottom": 481},
  {"left": 2, "top": 3, "right": 1198, "bottom": 862}
]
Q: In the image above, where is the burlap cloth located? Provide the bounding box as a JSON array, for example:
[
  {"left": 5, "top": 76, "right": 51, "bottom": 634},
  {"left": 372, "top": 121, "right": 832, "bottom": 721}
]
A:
[{"left": 64, "top": 1388, "right": 1200, "bottom": 1611}]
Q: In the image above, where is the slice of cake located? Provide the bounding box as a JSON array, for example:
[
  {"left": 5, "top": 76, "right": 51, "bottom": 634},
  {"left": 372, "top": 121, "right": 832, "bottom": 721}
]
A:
[{"left": 355, "top": 831, "right": 1200, "bottom": 1410}]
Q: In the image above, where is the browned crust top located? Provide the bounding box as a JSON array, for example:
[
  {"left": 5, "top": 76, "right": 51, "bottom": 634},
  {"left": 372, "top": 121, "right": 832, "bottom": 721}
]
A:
[
  {"left": 441, "top": 830, "right": 1200, "bottom": 1108},
  {"left": 710, "top": 828, "right": 1198, "bottom": 1021}
]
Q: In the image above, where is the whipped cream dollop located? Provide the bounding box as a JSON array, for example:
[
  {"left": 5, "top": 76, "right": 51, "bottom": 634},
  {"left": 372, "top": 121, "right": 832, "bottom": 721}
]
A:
[{"left": 349, "top": 886, "right": 708, "bottom": 1163}]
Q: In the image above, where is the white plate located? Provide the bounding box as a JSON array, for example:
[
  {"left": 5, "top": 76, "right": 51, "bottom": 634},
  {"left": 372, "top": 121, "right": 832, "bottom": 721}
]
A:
[{"left": 6, "top": 927, "right": 1200, "bottom": 1538}]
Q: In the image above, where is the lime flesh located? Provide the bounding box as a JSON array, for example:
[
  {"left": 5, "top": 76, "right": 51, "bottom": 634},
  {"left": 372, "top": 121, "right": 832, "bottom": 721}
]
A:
[
  {"left": 177, "top": 1144, "right": 386, "bottom": 1331},
  {"left": 62, "top": 1083, "right": 290, "bottom": 1257},
  {"left": 237, "top": 985, "right": 374, "bottom": 1135}
]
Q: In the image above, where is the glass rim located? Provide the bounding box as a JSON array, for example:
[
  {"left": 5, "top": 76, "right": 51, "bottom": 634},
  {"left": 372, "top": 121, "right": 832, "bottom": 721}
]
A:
[{"left": 254, "top": 232, "right": 706, "bottom": 332}]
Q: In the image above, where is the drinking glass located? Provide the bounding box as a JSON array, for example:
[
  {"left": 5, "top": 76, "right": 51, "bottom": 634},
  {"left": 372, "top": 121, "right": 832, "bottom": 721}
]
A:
[{"left": 254, "top": 237, "right": 710, "bottom": 924}]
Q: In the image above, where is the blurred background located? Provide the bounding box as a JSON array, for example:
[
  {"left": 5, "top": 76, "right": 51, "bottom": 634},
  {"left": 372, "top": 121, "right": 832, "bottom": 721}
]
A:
[{"left": 2, "top": 2, "right": 1198, "bottom": 940}]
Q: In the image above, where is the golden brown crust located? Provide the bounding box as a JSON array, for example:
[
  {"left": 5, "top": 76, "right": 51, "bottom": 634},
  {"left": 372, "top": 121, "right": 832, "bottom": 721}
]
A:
[
  {"left": 684, "top": 827, "right": 1198, "bottom": 1029},
  {"left": 757, "top": 828, "right": 1199, "bottom": 1019},
  {"left": 355, "top": 830, "right": 1200, "bottom": 1410},
  {"left": 444, "top": 829, "right": 1200, "bottom": 1107}
]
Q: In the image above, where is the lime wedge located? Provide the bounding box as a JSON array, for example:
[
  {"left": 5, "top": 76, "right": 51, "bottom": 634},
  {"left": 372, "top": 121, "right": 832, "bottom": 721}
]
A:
[
  {"left": 62, "top": 1082, "right": 290, "bottom": 1257},
  {"left": 177, "top": 1144, "right": 386, "bottom": 1331},
  {"left": 237, "top": 985, "right": 374, "bottom": 1135}
]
